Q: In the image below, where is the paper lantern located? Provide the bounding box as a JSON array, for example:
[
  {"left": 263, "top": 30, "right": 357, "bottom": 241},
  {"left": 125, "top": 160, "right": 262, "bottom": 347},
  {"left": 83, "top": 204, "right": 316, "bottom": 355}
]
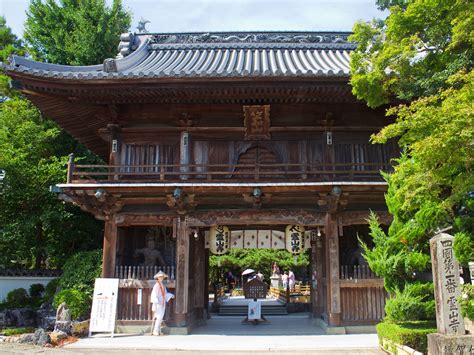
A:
[
  {"left": 285, "top": 225, "right": 305, "bottom": 255},
  {"left": 209, "top": 225, "right": 230, "bottom": 255}
]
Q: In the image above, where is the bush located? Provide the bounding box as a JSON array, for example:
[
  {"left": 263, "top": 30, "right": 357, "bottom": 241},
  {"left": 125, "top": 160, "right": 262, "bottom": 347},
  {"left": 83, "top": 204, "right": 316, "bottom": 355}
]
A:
[
  {"left": 2, "top": 327, "right": 35, "bottom": 336},
  {"left": 377, "top": 320, "right": 436, "bottom": 354},
  {"left": 459, "top": 284, "right": 474, "bottom": 321},
  {"left": 53, "top": 288, "right": 90, "bottom": 320},
  {"left": 385, "top": 282, "right": 435, "bottom": 321},
  {"left": 6, "top": 288, "right": 29, "bottom": 308},
  {"left": 45, "top": 278, "right": 60, "bottom": 300},
  {"left": 59, "top": 249, "right": 102, "bottom": 296},
  {"left": 29, "top": 283, "right": 45, "bottom": 298}
]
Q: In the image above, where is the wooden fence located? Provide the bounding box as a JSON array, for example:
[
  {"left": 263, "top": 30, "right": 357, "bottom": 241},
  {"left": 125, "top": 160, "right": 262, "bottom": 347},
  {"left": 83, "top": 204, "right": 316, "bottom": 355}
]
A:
[
  {"left": 340, "top": 279, "right": 386, "bottom": 324},
  {"left": 340, "top": 265, "right": 376, "bottom": 280},
  {"left": 116, "top": 279, "right": 175, "bottom": 322}
]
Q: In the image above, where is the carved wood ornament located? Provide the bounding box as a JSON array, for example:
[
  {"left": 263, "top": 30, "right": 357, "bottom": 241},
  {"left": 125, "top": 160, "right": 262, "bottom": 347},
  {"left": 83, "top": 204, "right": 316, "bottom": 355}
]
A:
[{"left": 243, "top": 105, "right": 270, "bottom": 140}]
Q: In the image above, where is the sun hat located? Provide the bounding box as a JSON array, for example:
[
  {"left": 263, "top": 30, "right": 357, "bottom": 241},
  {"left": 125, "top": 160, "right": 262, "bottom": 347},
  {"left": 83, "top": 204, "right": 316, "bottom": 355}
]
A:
[{"left": 154, "top": 271, "right": 168, "bottom": 279}]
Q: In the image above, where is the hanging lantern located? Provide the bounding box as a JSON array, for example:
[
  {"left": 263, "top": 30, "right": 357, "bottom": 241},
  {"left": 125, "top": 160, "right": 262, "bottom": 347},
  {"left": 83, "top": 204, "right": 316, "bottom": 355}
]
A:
[
  {"left": 209, "top": 225, "right": 230, "bottom": 255},
  {"left": 285, "top": 225, "right": 305, "bottom": 255}
]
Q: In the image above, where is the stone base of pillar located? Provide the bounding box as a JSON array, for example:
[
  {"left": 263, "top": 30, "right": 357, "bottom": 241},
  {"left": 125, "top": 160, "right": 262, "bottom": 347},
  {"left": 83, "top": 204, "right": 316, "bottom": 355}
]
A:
[
  {"left": 427, "top": 333, "right": 474, "bottom": 355},
  {"left": 270, "top": 275, "right": 281, "bottom": 288},
  {"left": 328, "top": 312, "right": 341, "bottom": 326}
]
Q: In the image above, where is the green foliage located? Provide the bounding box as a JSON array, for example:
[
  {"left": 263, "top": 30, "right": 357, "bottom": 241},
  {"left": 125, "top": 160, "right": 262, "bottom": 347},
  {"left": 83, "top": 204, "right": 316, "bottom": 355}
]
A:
[
  {"left": 45, "top": 278, "right": 60, "bottom": 300},
  {"left": 0, "top": 16, "right": 25, "bottom": 98},
  {"left": 458, "top": 284, "right": 474, "bottom": 321},
  {"left": 24, "top": 0, "right": 131, "bottom": 65},
  {"left": 53, "top": 288, "right": 90, "bottom": 320},
  {"left": 376, "top": 0, "right": 408, "bottom": 10},
  {"left": 376, "top": 320, "right": 437, "bottom": 354},
  {"left": 6, "top": 288, "right": 29, "bottom": 308},
  {"left": 385, "top": 282, "right": 435, "bottom": 321},
  {"left": 2, "top": 327, "right": 35, "bottom": 336},
  {"left": 350, "top": 0, "right": 473, "bottom": 107},
  {"left": 59, "top": 249, "right": 102, "bottom": 296},
  {"left": 28, "top": 283, "right": 45, "bottom": 298},
  {"left": 209, "top": 249, "right": 310, "bottom": 285},
  {"left": 0, "top": 98, "right": 103, "bottom": 268}
]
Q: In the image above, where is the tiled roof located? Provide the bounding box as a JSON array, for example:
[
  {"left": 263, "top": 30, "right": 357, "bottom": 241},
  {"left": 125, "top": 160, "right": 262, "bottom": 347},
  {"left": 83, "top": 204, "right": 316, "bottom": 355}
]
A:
[
  {"left": 5, "top": 31, "right": 354, "bottom": 80},
  {"left": 0, "top": 269, "right": 62, "bottom": 277}
]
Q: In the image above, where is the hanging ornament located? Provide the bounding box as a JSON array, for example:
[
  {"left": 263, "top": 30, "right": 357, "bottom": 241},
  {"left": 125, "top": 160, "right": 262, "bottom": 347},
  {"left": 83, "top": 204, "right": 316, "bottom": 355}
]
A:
[
  {"left": 285, "top": 225, "right": 305, "bottom": 256},
  {"left": 209, "top": 225, "right": 230, "bottom": 255}
]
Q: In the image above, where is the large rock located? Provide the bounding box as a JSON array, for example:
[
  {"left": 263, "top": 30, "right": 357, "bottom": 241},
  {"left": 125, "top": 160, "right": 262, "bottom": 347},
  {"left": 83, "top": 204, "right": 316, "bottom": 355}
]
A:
[
  {"left": 54, "top": 320, "right": 72, "bottom": 335},
  {"left": 10, "top": 308, "right": 37, "bottom": 327},
  {"left": 49, "top": 330, "right": 68, "bottom": 345},
  {"left": 36, "top": 302, "right": 56, "bottom": 331},
  {"left": 72, "top": 320, "right": 89, "bottom": 337},
  {"left": 33, "top": 328, "right": 51, "bottom": 346},
  {"left": 18, "top": 333, "right": 35, "bottom": 344}
]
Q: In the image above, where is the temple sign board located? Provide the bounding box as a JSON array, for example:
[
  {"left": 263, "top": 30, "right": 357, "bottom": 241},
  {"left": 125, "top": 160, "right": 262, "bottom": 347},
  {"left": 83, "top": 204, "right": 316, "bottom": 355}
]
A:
[{"left": 89, "top": 278, "right": 119, "bottom": 337}]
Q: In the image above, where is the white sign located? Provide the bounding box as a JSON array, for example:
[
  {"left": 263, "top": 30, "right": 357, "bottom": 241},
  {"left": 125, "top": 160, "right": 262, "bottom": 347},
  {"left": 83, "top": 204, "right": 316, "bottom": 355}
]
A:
[
  {"left": 89, "top": 278, "right": 119, "bottom": 336},
  {"left": 248, "top": 300, "right": 262, "bottom": 320}
]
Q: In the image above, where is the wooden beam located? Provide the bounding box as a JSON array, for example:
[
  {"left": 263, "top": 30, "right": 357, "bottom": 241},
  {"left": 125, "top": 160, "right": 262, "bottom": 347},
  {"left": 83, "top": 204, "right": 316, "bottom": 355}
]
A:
[
  {"left": 102, "top": 218, "right": 117, "bottom": 278},
  {"left": 192, "top": 230, "right": 206, "bottom": 320}
]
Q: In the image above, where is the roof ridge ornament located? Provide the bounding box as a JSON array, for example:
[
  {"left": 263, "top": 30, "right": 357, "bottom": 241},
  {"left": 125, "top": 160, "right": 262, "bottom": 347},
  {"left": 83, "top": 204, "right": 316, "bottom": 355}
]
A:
[
  {"left": 137, "top": 18, "right": 150, "bottom": 33},
  {"left": 103, "top": 58, "right": 117, "bottom": 73}
]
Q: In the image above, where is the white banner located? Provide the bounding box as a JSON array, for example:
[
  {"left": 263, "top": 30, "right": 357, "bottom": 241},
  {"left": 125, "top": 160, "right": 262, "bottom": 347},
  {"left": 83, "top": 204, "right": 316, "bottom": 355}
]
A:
[
  {"left": 248, "top": 300, "right": 262, "bottom": 320},
  {"left": 89, "top": 278, "right": 119, "bottom": 335}
]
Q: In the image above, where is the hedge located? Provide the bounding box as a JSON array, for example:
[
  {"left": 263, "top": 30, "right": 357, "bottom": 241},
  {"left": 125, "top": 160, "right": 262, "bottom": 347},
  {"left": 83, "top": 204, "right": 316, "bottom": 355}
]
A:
[{"left": 376, "top": 320, "right": 437, "bottom": 354}]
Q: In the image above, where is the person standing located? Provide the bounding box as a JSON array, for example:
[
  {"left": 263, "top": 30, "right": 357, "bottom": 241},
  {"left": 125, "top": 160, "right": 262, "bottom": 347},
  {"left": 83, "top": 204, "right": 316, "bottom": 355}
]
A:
[
  {"left": 150, "top": 271, "right": 174, "bottom": 335},
  {"left": 288, "top": 270, "right": 296, "bottom": 291},
  {"left": 281, "top": 271, "right": 289, "bottom": 290}
]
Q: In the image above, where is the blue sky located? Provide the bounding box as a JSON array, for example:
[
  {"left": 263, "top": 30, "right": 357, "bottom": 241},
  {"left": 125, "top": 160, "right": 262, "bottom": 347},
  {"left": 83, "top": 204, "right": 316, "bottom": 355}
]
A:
[{"left": 1, "top": 0, "right": 387, "bottom": 38}]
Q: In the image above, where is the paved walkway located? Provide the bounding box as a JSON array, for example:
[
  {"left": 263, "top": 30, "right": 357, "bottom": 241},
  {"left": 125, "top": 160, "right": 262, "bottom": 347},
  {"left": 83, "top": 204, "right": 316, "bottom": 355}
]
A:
[{"left": 0, "top": 315, "right": 384, "bottom": 354}]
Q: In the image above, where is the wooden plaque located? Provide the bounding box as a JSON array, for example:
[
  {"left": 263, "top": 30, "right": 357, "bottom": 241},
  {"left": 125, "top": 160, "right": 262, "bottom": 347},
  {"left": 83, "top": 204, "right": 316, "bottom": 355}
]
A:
[{"left": 243, "top": 278, "right": 267, "bottom": 299}]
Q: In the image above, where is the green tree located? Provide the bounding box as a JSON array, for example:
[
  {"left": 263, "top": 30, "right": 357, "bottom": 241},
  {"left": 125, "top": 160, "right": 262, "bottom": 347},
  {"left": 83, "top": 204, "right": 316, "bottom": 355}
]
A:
[
  {"left": 0, "top": 16, "right": 25, "bottom": 98},
  {"left": 0, "top": 98, "right": 103, "bottom": 268},
  {"left": 352, "top": 0, "right": 474, "bottom": 317},
  {"left": 24, "top": 0, "right": 131, "bottom": 65}
]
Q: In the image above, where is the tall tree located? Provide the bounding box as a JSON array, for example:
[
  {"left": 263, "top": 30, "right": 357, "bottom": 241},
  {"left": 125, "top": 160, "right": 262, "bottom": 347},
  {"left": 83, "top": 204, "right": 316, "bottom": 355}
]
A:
[
  {"left": 24, "top": 0, "right": 131, "bottom": 65},
  {"left": 351, "top": 0, "right": 474, "bottom": 296},
  {"left": 1, "top": 1, "right": 131, "bottom": 268},
  {"left": 0, "top": 16, "right": 25, "bottom": 98}
]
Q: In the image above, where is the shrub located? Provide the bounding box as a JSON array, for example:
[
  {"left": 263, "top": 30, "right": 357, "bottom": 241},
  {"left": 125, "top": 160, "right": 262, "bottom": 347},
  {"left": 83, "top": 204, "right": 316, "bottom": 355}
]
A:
[
  {"left": 2, "top": 327, "right": 35, "bottom": 336},
  {"left": 44, "top": 278, "right": 60, "bottom": 300},
  {"left": 59, "top": 249, "right": 102, "bottom": 296},
  {"left": 6, "top": 288, "right": 29, "bottom": 308},
  {"left": 385, "top": 282, "right": 435, "bottom": 321},
  {"left": 459, "top": 284, "right": 474, "bottom": 321},
  {"left": 376, "top": 320, "right": 436, "bottom": 354},
  {"left": 29, "top": 283, "right": 45, "bottom": 298},
  {"left": 53, "top": 288, "right": 90, "bottom": 320}
]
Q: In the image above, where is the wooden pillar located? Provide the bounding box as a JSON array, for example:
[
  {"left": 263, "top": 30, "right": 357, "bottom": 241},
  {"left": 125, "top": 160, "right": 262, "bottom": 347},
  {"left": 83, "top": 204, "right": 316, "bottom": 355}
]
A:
[
  {"left": 193, "top": 231, "right": 206, "bottom": 320},
  {"left": 175, "top": 218, "right": 190, "bottom": 325},
  {"left": 102, "top": 217, "right": 117, "bottom": 278},
  {"left": 179, "top": 131, "right": 190, "bottom": 180},
  {"left": 107, "top": 124, "right": 121, "bottom": 181},
  {"left": 204, "top": 248, "right": 210, "bottom": 317},
  {"left": 325, "top": 213, "right": 341, "bottom": 326},
  {"left": 311, "top": 234, "right": 324, "bottom": 317}
]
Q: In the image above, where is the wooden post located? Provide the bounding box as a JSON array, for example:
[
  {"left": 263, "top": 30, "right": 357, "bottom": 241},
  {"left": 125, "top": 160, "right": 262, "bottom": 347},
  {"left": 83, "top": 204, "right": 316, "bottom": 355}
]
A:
[
  {"left": 175, "top": 218, "right": 190, "bottom": 326},
  {"left": 102, "top": 217, "right": 118, "bottom": 278},
  {"left": 180, "top": 131, "right": 190, "bottom": 180},
  {"left": 107, "top": 124, "right": 121, "bottom": 181},
  {"left": 193, "top": 231, "right": 206, "bottom": 320},
  {"left": 67, "top": 153, "right": 75, "bottom": 183},
  {"left": 325, "top": 213, "right": 341, "bottom": 326},
  {"left": 311, "top": 234, "right": 324, "bottom": 317}
]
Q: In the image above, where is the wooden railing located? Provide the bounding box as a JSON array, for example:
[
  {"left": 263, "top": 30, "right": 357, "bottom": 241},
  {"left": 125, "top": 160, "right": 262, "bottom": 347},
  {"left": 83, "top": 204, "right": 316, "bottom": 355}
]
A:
[
  {"left": 340, "top": 265, "right": 376, "bottom": 280},
  {"left": 270, "top": 286, "right": 288, "bottom": 303},
  {"left": 67, "top": 158, "right": 392, "bottom": 183},
  {"left": 114, "top": 265, "right": 175, "bottom": 280}
]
